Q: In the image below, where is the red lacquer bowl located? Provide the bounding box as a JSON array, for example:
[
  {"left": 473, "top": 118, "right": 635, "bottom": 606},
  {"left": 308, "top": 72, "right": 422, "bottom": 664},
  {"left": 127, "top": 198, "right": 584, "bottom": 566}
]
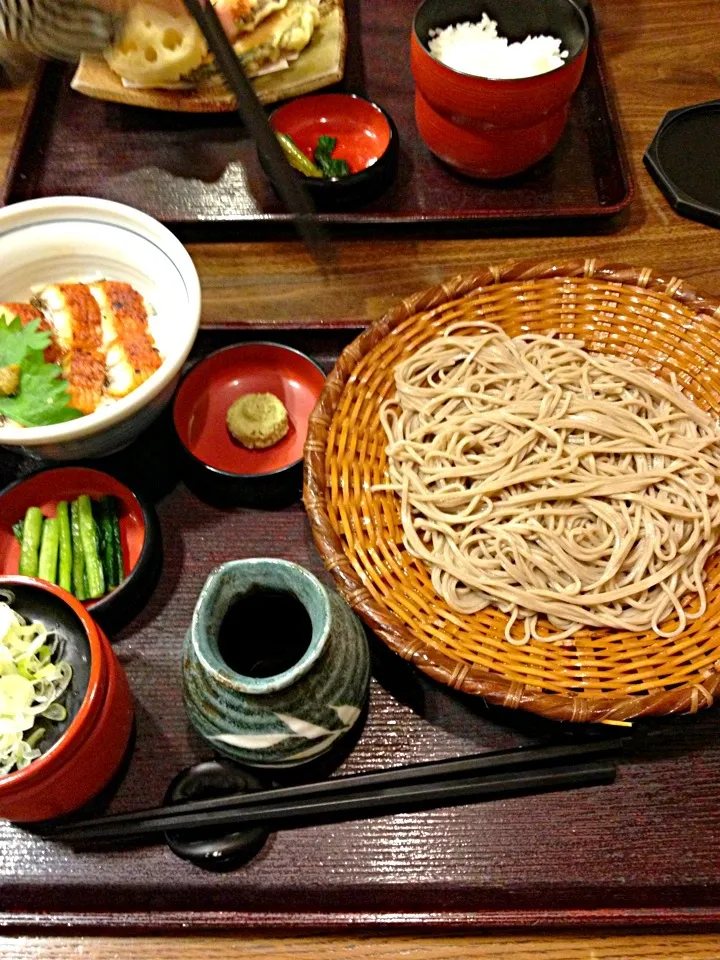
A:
[
  {"left": 0, "top": 577, "right": 134, "bottom": 822},
  {"left": 411, "top": 0, "right": 590, "bottom": 178},
  {"left": 0, "top": 467, "right": 162, "bottom": 633},
  {"left": 173, "top": 342, "right": 326, "bottom": 506},
  {"left": 263, "top": 94, "right": 399, "bottom": 209}
]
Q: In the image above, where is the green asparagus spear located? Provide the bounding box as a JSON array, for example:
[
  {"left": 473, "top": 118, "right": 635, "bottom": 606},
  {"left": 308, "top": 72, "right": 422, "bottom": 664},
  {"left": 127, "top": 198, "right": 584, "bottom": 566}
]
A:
[
  {"left": 101, "top": 496, "right": 123, "bottom": 588},
  {"left": 70, "top": 499, "right": 86, "bottom": 602},
  {"left": 38, "top": 517, "right": 59, "bottom": 584},
  {"left": 94, "top": 498, "right": 116, "bottom": 589},
  {"left": 77, "top": 495, "right": 105, "bottom": 599},
  {"left": 92, "top": 498, "right": 109, "bottom": 587},
  {"left": 110, "top": 497, "right": 125, "bottom": 584},
  {"left": 19, "top": 506, "right": 43, "bottom": 577},
  {"left": 56, "top": 501, "right": 72, "bottom": 593}
]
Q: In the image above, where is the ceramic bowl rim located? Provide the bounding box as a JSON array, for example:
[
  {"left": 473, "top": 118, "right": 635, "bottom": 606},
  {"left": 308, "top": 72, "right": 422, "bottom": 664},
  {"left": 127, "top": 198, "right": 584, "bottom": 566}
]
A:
[
  {"left": 173, "top": 341, "right": 326, "bottom": 482},
  {"left": 411, "top": 0, "right": 590, "bottom": 83},
  {"left": 0, "top": 196, "right": 202, "bottom": 447},
  {"left": 0, "top": 575, "right": 103, "bottom": 790},
  {"left": 266, "top": 93, "right": 399, "bottom": 186},
  {"left": 190, "top": 558, "right": 332, "bottom": 695}
]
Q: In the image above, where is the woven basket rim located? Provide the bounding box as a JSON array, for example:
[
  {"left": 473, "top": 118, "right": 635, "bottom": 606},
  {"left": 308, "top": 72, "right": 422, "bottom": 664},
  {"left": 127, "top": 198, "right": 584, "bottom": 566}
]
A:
[{"left": 303, "top": 259, "right": 720, "bottom": 723}]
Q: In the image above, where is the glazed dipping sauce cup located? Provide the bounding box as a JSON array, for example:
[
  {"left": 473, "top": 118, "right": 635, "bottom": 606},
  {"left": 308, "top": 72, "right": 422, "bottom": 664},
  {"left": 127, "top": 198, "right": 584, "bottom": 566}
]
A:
[
  {"left": 0, "top": 577, "right": 134, "bottom": 823},
  {"left": 183, "top": 559, "right": 370, "bottom": 769},
  {"left": 411, "top": 0, "right": 590, "bottom": 178}
]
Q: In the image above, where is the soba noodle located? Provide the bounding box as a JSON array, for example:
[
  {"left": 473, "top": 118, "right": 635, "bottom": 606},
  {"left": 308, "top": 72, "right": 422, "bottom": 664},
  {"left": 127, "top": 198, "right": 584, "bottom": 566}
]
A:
[{"left": 377, "top": 322, "right": 720, "bottom": 644}]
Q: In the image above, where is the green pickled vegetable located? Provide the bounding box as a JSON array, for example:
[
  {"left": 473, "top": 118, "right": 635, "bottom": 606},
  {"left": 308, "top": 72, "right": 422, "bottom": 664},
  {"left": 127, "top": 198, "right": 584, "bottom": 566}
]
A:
[
  {"left": 19, "top": 506, "right": 43, "bottom": 577},
  {"left": 56, "top": 501, "right": 72, "bottom": 593},
  {"left": 94, "top": 497, "right": 117, "bottom": 590},
  {"left": 93, "top": 498, "right": 111, "bottom": 589},
  {"left": 70, "top": 499, "right": 86, "bottom": 602},
  {"left": 38, "top": 517, "right": 59, "bottom": 584},
  {"left": 99, "top": 496, "right": 123, "bottom": 589},
  {"left": 12, "top": 520, "right": 23, "bottom": 544},
  {"left": 109, "top": 497, "right": 125, "bottom": 585},
  {"left": 314, "top": 135, "right": 351, "bottom": 179},
  {"left": 77, "top": 495, "right": 104, "bottom": 599},
  {"left": 276, "top": 132, "right": 323, "bottom": 178}
]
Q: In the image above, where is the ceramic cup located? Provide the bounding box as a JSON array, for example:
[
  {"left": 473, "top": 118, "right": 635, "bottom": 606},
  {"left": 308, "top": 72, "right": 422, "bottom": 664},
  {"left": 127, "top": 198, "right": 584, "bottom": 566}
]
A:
[{"left": 182, "top": 559, "right": 371, "bottom": 768}]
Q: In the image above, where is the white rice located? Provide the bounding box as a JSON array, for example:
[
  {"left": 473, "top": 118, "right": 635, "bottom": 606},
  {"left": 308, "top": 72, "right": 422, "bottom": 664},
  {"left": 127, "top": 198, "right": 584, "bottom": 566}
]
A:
[{"left": 428, "top": 13, "right": 568, "bottom": 80}]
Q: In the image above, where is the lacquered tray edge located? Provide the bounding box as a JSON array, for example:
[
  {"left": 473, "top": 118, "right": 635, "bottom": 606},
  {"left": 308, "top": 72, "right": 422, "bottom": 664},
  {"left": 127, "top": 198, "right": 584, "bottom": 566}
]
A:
[{"left": 0, "top": 907, "right": 718, "bottom": 934}]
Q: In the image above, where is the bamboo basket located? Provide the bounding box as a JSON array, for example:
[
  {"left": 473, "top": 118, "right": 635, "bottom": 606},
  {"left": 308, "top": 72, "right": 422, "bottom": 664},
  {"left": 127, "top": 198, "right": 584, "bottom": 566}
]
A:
[{"left": 304, "top": 260, "right": 720, "bottom": 724}]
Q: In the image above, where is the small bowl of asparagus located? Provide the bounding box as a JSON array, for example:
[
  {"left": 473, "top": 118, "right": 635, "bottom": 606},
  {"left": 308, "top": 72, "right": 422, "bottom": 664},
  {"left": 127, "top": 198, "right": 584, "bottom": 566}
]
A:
[{"left": 0, "top": 467, "right": 162, "bottom": 633}]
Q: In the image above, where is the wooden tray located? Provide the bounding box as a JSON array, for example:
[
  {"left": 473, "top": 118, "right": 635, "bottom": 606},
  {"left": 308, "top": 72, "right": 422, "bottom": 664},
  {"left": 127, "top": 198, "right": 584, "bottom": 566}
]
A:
[
  {"left": 0, "top": 327, "right": 719, "bottom": 936},
  {"left": 0, "top": 0, "right": 633, "bottom": 239}
]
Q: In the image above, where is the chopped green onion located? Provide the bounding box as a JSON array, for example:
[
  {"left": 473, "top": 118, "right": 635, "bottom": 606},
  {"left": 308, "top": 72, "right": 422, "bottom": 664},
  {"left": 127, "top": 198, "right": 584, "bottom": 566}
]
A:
[{"left": 0, "top": 594, "right": 72, "bottom": 776}]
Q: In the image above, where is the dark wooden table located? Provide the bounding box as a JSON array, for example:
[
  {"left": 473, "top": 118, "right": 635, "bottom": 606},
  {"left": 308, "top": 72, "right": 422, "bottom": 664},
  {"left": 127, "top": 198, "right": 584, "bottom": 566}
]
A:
[{"left": 1, "top": 0, "right": 720, "bottom": 955}]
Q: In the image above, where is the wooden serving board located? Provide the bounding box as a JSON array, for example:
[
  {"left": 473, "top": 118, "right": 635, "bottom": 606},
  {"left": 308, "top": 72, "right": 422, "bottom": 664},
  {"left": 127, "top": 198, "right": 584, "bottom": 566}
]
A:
[
  {"left": 71, "top": 0, "right": 346, "bottom": 112},
  {"left": 1, "top": 0, "right": 632, "bottom": 237},
  {"left": 0, "top": 327, "right": 720, "bottom": 935}
]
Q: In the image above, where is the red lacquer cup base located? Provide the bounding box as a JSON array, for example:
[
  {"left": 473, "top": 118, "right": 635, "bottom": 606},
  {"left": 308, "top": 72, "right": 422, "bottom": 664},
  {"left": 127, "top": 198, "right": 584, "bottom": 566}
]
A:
[{"left": 414, "top": 91, "right": 570, "bottom": 179}]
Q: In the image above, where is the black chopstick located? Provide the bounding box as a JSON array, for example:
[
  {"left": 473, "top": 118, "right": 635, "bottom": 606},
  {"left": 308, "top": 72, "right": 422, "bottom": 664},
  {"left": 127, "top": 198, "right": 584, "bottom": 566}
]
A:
[
  {"left": 47, "top": 739, "right": 623, "bottom": 844},
  {"left": 50, "top": 760, "right": 615, "bottom": 844},
  {"left": 48, "top": 737, "right": 625, "bottom": 836},
  {"left": 182, "top": 0, "right": 332, "bottom": 265}
]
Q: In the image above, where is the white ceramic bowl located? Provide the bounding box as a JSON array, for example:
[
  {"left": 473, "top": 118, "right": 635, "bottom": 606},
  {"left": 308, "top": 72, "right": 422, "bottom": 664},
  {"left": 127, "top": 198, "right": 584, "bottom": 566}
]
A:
[{"left": 0, "top": 197, "right": 201, "bottom": 460}]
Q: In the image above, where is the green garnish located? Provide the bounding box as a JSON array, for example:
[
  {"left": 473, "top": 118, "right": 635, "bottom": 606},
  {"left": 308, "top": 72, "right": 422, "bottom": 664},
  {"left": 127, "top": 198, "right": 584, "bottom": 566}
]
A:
[
  {"left": 0, "top": 316, "right": 49, "bottom": 365},
  {"left": 314, "top": 135, "right": 351, "bottom": 179},
  {"left": 276, "top": 132, "right": 323, "bottom": 178},
  {"left": 0, "top": 316, "right": 81, "bottom": 428},
  {"left": 275, "top": 132, "right": 352, "bottom": 180}
]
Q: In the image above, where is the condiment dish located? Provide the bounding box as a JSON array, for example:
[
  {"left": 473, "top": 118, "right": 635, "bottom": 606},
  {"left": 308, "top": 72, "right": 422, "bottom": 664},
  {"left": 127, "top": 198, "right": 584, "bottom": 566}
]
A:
[
  {"left": 411, "top": 0, "right": 589, "bottom": 178},
  {"left": 261, "top": 93, "right": 399, "bottom": 209},
  {"left": 0, "top": 467, "right": 162, "bottom": 633},
  {"left": 0, "top": 576, "right": 134, "bottom": 822},
  {"left": 173, "top": 342, "right": 326, "bottom": 507}
]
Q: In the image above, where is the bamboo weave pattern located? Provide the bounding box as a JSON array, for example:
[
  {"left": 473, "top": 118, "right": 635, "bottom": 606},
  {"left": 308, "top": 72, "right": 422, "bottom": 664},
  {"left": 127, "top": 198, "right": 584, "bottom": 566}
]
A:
[{"left": 304, "top": 261, "right": 720, "bottom": 722}]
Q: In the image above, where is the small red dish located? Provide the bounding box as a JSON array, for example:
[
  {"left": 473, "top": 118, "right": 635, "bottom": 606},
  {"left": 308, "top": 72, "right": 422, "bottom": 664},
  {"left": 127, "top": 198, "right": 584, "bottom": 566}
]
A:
[
  {"left": 270, "top": 94, "right": 392, "bottom": 175},
  {"left": 173, "top": 342, "right": 326, "bottom": 506},
  {"left": 0, "top": 467, "right": 161, "bottom": 633},
  {"left": 262, "top": 94, "right": 399, "bottom": 209}
]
